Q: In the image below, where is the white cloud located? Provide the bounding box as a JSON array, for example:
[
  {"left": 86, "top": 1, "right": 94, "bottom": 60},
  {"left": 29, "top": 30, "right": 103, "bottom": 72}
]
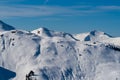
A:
[{"left": 0, "top": 5, "right": 120, "bottom": 17}]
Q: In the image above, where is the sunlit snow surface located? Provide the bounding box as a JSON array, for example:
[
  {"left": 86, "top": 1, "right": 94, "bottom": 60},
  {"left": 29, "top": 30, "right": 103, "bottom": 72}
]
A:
[{"left": 0, "top": 22, "right": 120, "bottom": 80}]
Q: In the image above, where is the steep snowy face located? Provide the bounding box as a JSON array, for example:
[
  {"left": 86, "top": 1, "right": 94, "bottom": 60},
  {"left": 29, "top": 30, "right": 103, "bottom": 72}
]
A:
[
  {"left": 0, "top": 21, "right": 120, "bottom": 80},
  {"left": 0, "top": 20, "right": 15, "bottom": 32}
]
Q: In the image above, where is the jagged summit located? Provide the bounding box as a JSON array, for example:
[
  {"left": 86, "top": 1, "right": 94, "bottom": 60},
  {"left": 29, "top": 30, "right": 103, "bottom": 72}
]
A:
[{"left": 0, "top": 20, "right": 15, "bottom": 32}]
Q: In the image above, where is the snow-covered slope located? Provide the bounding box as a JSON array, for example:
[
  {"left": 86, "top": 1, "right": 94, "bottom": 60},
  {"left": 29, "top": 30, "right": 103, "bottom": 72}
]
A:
[{"left": 0, "top": 21, "right": 120, "bottom": 80}]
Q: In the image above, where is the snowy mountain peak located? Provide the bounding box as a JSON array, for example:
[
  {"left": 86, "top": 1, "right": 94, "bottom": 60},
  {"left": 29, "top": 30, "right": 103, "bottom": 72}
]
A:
[
  {"left": 35, "top": 27, "right": 50, "bottom": 32},
  {"left": 83, "top": 30, "right": 110, "bottom": 41},
  {"left": 89, "top": 30, "right": 112, "bottom": 37},
  {"left": 90, "top": 30, "right": 104, "bottom": 36},
  {"left": 0, "top": 21, "right": 120, "bottom": 80},
  {"left": 0, "top": 20, "right": 15, "bottom": 32},
  {"left": 32, "top": 27, "right": 53, "bottom": 37},
  {"left": 74, "top": 30, "right": 112, "bottom": 42}
]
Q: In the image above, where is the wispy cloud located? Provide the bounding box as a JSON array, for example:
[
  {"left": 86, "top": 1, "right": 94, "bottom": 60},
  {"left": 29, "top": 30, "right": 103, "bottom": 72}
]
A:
[
  {"left": 97, "top": 6, "right": 120, "bottom": 10},
  {"left": 0, "top": 0, "right": 24, "bottom": 4},
  {"left": 0, "top": 5, "right": 120, "bottom": 17},
  {"left": 0, "top": 5, "right": 72, "bottom": 17}
]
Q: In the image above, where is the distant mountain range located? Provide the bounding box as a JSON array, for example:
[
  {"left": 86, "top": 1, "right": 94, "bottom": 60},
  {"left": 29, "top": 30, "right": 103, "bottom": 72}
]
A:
[{"left": 0, "top": 20, "right": 120, "bottom": 80}]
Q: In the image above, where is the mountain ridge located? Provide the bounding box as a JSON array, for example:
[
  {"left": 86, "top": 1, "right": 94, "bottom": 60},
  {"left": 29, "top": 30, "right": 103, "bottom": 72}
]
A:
[{"left": 0, "top": 21, "right": 120, "bottom": 80}]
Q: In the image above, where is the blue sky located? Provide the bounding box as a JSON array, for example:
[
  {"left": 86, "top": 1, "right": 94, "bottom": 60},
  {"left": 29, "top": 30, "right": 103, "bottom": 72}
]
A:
[{"left": 0, "top": 0, "right": 120, "bottom": 36}]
